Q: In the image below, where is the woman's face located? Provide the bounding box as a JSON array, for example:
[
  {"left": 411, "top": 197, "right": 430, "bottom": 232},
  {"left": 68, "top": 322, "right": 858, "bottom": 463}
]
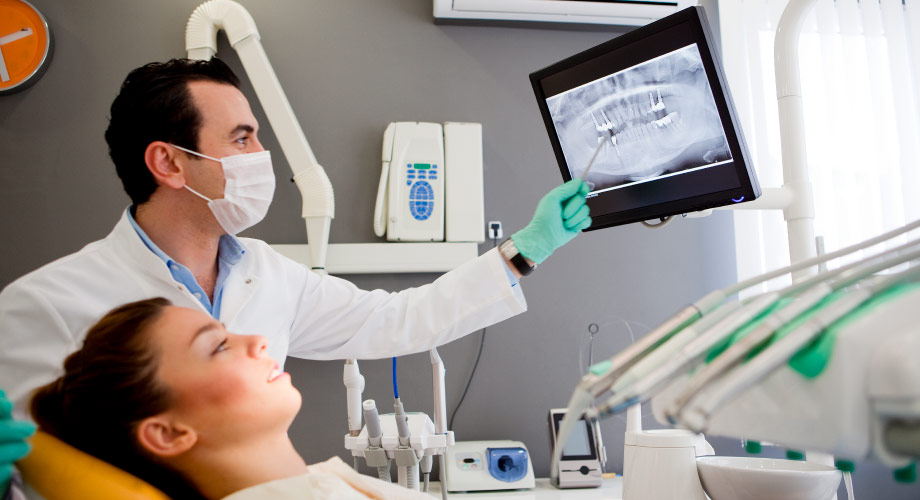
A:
[{"left": 149, "top": 305, "right": 302, "bottom": 447}]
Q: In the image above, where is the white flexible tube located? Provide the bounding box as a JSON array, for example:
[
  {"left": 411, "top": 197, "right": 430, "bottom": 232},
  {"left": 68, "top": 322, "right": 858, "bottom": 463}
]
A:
[
  {"left": 726, "top": 218, "right": 920, "bottom": 296},
  {"left": 185, "top": 0, "right": 335, "bottom": 272}
]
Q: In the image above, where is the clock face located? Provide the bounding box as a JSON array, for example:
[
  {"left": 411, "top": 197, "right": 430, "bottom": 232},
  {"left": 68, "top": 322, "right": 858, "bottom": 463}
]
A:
[{"left": 0, "top": 0, "right": 53, "bottom": 95}]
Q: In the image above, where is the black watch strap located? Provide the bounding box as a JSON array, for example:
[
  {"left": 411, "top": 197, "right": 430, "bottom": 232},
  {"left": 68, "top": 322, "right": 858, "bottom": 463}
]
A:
[
  {"left": 500, "top": 238, "right": 535, "bottom": 276},
  {"left": 510, "top": 252, "right": 534, "bottom": 276}
]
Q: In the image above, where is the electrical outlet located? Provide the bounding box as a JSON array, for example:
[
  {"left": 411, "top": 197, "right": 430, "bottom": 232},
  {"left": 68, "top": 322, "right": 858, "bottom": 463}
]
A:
[{"left": 488, "top": 221, "right": 503, "bottom": 240}]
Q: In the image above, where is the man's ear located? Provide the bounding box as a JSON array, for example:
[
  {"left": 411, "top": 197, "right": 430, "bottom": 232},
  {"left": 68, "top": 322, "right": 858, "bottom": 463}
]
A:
[
  {"left": 144, "top": 141, "right": 188, "bottom": 190},
  {"left": 137, "top": 414, "right": 198, "bottom": 457}
]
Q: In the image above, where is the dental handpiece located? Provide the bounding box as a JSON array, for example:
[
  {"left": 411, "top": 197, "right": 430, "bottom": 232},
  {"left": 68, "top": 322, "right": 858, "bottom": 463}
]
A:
[
  {"left": 666, "top": 282, "right": 834, "bottom": 426},
  {"left": 778, "top": 236, "right": 920, "bottom": 300},
  {"left": 663, "top": 240, "right": 920, "bottom": 426},
  {"left": 394, "top": 398, "right": 411, "bottom": 445},
  {"left": 597, "top": 293, "right": 778, "bottom": 418},
  {"left": 679, "top": 287, "right": 875, "bottom": 432},
  {"left": 363, "top": 399, "right": 392, "bottom": 482},
  {"left": 363, "top": 400, "right": 383, "bottom": 444},
  {"left": 667, "top": 243, "right": 920, "bottom": 425},
  {"left": 724, "top": 218, "right": 920, "bottom": 297},
  {"left": 344, "top": 360, "right": 366, "bottom": 437},
  {"left": 667, "top": 241, "right": 920, "bottom": 423},
  {"left": 587, "top": 295, "right": 763, "bottom": 419},
  {"left": 579, "top": 290, "right": 725, "bottom": 399},
  {"left": 682, "top": 265, "right": 920, "bottom": 431}
]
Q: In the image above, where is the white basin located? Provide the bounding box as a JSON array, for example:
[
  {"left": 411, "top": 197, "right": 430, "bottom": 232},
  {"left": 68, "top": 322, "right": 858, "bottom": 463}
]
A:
[{"left": 697, "top": 456, "right": 842, "bottom": 500}]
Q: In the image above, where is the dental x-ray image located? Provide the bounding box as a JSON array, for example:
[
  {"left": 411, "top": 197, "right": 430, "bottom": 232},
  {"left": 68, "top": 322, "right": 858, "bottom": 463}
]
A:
[{"left": 545, "top": 44, "right": 732, "bottom": 193}]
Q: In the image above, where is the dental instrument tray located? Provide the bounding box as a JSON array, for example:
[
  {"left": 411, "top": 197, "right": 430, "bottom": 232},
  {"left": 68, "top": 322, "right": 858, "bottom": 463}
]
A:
[{"left": 529, "top": 6, "right": 760, "bottom": 230}]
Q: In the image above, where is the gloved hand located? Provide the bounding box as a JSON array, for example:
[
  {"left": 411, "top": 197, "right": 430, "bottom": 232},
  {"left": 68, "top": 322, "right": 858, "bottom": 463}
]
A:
[
  {"left": 511, "top": 179, "right": 592, "bottom": 264},
  {"left": 0, "top": 390, "right": 35, "bottom": 495}
]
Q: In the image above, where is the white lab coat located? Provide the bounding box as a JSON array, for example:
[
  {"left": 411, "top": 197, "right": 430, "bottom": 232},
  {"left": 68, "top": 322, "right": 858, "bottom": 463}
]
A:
[{"left": 0, "top": 211, "right": 527, "bottom": 415}]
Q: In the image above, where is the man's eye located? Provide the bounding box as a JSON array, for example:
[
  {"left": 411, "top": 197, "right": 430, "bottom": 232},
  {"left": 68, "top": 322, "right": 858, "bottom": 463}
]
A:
[
  {"left": 212, "top": 338, "right": 229, "bottom": 355},
  {"left": 235, "top": 136, "right": 249, "bottom": 145}
]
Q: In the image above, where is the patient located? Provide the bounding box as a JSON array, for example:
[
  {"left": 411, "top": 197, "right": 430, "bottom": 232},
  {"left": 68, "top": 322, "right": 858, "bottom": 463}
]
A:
[{"left": 30, "top": 298, "right": 432, "bottom": 500}]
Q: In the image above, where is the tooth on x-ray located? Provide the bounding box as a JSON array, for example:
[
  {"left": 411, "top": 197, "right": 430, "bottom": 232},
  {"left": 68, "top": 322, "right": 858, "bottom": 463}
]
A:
[{"left": 546, "top": 44, "right": 733, "bottom": 189}]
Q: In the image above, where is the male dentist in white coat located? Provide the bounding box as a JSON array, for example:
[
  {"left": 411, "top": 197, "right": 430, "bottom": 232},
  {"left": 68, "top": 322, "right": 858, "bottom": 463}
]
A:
[{"left": 0, "top": 58, "right": 591, "bottom": 497}]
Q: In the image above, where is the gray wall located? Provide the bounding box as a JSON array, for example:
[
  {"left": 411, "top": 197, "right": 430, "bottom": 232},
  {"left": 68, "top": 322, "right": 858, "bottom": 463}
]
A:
[{"left": 1, "top": 1, "right": 915, "bottom": 498}]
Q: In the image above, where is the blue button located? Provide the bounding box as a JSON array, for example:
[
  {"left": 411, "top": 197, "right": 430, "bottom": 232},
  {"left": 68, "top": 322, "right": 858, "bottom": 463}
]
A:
[
  {"left": 406, "top": 181, "right": 412, "bottom": 186},
  {"left": 432, "top": 165, "right": 438, "bottom": 169},
  {"left": 418, "top": 175, "right": 426, "bottom": 179}
]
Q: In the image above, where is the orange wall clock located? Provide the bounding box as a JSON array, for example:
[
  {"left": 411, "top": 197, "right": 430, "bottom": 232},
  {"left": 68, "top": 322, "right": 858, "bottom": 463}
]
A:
[{"left": 0, "top": 0, "right": 53, "bottom": 95}]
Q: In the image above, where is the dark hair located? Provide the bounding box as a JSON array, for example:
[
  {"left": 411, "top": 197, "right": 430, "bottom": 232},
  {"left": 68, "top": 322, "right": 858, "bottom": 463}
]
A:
[
  {"left": 104, "top": 58, "right": 240, "bottom": 205},
  {"left": 31, "top": 297, "right": 204, "bottom": 499}
]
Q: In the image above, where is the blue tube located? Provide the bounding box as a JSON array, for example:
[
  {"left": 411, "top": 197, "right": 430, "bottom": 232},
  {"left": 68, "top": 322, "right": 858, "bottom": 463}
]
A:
[{"left": 392, "top": 357, "right": 399, "bottom": 399}]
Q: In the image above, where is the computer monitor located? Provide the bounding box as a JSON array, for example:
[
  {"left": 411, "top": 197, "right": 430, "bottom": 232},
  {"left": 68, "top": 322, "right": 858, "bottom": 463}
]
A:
[{"left": 530, "top": 6, "right": 760, "bottom": 230}]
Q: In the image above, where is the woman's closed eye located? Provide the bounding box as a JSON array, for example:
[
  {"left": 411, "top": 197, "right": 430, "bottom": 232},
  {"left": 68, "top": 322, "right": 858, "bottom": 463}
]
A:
[{"left": 212, "top": 338, "right": 230, "bottom": 355}]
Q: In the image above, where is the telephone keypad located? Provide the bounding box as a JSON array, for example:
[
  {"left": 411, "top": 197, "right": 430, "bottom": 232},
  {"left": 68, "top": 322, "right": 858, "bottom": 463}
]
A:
[{"left": 409, "top": 180, "right": 434, "bottom": 220}]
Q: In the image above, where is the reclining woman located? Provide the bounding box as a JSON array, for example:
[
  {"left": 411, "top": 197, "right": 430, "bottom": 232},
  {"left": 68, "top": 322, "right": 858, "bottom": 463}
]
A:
[{"left": 30, "top": 297, "right": 431, "bottom": 500}]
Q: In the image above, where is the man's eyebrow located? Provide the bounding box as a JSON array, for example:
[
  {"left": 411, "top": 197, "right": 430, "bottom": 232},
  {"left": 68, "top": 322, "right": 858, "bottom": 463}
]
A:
[
  {"left": 189, "top": 321, "right": 223, "bottom": 346},
  {"left": 229, "top": 124, "right": 254, "bottom": 136}
]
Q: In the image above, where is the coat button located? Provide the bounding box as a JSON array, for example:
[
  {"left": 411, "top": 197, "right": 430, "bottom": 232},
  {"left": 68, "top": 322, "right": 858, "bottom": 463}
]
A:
[{"left": 245, "top": 278, "right": 252, "bottom": 284}]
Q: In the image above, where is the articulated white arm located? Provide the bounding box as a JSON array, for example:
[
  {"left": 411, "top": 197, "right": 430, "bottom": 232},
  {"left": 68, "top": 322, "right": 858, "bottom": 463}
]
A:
[{"left": 185, "top": 0, "right": 334, "bottom": 272}]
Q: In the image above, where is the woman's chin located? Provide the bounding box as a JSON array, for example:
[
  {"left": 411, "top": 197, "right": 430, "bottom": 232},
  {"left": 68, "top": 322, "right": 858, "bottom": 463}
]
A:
[{"left": 282, "top": 387, "right": 304, "bottom": 421}]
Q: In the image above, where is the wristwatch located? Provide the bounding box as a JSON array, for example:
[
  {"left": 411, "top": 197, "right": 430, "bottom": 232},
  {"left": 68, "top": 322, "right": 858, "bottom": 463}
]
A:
[{"left": 499, "top": 238, "right": 536, "bottom": 277}]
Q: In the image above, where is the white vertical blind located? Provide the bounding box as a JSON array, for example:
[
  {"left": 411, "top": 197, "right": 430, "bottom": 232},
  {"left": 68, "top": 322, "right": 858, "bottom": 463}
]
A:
[{"left": 720, "top": 0, "right": 920, "bottom": 292}]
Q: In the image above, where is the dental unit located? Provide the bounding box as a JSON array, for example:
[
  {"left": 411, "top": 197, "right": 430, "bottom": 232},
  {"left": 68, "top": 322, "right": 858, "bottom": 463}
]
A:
[
  {"left": 550, "top": 217, "right": 920, "bottom": 485},
  {"left": 591, "top": 234, "right": 920, "bottom": 421}
]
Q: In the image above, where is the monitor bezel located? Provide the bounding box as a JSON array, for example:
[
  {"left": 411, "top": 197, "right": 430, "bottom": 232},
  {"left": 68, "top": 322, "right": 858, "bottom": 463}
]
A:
[{"left": 529, "top": 6, "right": 760, "bottom": 230}]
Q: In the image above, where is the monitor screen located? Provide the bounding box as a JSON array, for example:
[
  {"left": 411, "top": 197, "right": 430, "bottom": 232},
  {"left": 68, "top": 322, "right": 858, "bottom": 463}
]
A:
[
  {"left": 551, "top": 411, "right": 598, "bottom": 461},
  {"left": 530, "top": 7, "right": 759, "bottom": 230}
]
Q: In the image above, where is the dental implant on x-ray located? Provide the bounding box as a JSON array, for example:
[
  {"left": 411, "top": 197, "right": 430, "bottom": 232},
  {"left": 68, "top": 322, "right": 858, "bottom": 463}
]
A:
[{"left": 546, "top": 44, "right": 733, "bottom": 192}]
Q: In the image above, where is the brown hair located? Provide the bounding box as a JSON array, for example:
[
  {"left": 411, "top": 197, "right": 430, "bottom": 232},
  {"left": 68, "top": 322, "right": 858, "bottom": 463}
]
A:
[{"left": 30, "top": 297, "right": 204, "bottom": 499}]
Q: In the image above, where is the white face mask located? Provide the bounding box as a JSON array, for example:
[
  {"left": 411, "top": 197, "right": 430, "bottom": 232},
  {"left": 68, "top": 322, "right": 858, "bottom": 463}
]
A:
[{"left": 170, "top": 144, "right": 276, "bottom": 235}]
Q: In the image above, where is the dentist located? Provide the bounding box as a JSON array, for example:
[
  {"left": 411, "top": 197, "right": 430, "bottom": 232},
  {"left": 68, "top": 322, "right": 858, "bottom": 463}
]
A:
[{"left": 0, "top": 58, "right": 590, "bottom": 497}]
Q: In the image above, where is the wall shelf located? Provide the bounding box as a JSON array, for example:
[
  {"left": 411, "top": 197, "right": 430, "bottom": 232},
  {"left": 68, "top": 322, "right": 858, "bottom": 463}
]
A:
[{"left": 271, "top": 242, "right": 480, "bottom": 274}]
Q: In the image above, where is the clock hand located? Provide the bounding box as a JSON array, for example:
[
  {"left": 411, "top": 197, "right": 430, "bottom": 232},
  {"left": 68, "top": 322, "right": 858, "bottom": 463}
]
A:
[
  {"left": 0, "top": 28, "right": 33, "bottom": 46},
  {"left": 0, "top": 28, "right": 34, "bottom": 83},
  {"left": 0, "top": 47, "right": 7, "bottom": 82}
]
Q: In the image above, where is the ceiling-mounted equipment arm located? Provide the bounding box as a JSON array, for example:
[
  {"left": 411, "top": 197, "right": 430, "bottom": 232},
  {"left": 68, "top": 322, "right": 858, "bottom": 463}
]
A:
[{"left": 185, "top": 0, "right": 334, "bottom": 273}]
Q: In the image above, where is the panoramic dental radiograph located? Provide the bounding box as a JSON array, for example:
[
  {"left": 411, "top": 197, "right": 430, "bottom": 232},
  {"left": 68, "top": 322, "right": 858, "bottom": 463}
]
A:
[{"left": 546, "top": 44, "right": 732, "bottom": 193}]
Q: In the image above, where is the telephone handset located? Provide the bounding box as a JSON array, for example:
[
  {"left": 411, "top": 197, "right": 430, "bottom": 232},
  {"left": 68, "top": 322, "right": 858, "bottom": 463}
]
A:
[{"left": 374, "top": 122, "right": 446, "bottom": 241}]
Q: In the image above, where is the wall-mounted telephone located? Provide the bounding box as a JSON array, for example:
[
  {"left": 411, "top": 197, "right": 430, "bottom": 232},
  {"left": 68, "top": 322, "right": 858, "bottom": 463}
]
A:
[{"left": 374, "top": 121, "right": 485, "bottom": 243}]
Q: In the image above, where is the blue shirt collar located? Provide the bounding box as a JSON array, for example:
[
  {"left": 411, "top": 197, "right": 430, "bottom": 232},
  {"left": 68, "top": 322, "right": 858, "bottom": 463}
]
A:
[
  {"left": 126, "top": 207, "right": 245, "bottom": 265},
  {"left": 126, "top": 207, "right": 245, "bottom": 316}
]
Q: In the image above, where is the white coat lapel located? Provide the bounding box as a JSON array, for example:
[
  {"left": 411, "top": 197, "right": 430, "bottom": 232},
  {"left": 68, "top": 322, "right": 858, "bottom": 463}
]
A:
[{"left": 219, "top": 270, "right": 259, "bottom": 326}]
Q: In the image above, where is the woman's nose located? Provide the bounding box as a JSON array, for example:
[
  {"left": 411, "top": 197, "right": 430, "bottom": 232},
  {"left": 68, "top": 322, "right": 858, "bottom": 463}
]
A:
[{"left": 246, "top": 334, "right": 268, "bottom": 357}]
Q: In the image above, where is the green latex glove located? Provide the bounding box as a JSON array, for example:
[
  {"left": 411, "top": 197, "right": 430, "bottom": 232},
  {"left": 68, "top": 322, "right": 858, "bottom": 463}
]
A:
[
  {"left": 0, "top": 390, "right": 35, "bottom": 495},
  {"left": 511, "top": 179, "right": 592, "bottom": 264}
]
